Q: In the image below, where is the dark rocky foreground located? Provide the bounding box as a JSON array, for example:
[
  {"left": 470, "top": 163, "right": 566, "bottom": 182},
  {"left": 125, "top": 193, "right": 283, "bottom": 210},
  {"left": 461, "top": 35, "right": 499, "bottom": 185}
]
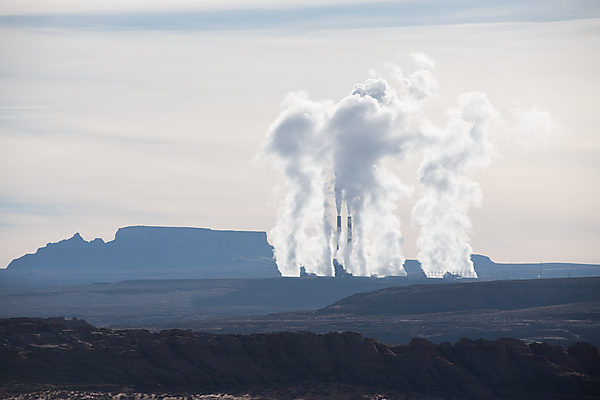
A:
[{"left": 1, "top": 318, "right": 599, "bottom": 399}]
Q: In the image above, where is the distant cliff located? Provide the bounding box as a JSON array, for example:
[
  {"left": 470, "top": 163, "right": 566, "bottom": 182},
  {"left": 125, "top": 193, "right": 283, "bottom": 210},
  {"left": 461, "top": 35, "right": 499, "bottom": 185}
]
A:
[
  {"left": 2, "top": 226, "right": 280, "bottom": 286},
  {"left": 2, "top": 226, "right": 599, "bottom": 288},
  {"left": 470, "top": 254, "right": 600, "bottom": 280},
  {"left": 1, "top": 317, "right": 599, "bottom": 399}
]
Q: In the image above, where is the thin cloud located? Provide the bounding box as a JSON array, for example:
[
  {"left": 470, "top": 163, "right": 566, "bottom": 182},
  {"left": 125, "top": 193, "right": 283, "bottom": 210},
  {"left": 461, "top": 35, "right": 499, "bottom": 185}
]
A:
[{"left": 1, "top": 1, "right": 598, "bottom": 31}]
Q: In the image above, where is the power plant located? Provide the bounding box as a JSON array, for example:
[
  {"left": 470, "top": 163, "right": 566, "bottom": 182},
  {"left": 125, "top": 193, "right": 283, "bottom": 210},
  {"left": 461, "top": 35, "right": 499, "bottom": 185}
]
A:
[{"left": 262, "top": 58, "right": 494, "bottom": 279}]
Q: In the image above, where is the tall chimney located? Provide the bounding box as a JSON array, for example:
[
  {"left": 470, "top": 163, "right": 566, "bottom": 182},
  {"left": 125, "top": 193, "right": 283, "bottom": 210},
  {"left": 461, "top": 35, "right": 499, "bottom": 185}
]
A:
[
  {"left": 347, "top": 215, "right": 352, "bottom": 244},
  {"left": 336, "top": 215, "right": 342, "bottom": 250}
]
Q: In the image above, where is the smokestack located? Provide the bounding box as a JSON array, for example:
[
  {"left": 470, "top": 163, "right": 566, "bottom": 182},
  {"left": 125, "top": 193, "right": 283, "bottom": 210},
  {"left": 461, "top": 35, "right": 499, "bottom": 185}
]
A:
[
  {"left": 336, "top": 215, "right": 342, "bottom": 250},
  {"left": 347, "top": 215, "right": 352, "bottom": 244}
]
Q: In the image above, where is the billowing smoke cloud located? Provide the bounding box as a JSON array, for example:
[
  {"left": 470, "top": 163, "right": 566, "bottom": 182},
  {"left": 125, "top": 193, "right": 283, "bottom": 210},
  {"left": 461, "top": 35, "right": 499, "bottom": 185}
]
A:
[
  {"left": 259, "top": 55, "right": 437, "bottom": 277},
  {"left": 412, "top": 92, "right": 496, "bottom": 278},
  {"left": 258, "top": 54, "right": 555, "bottom": 278},
  {"left": 259, "top": 92, "right": 334, "bottom": 276},
  {"left": 328, "top": 79, "right": 409, "bottom": 277}
]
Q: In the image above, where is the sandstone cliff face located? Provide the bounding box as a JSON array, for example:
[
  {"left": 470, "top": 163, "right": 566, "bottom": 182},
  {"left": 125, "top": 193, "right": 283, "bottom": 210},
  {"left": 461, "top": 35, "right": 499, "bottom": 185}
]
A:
[{"left": 1, "top": 318, "right": 599, "bottom": 399}]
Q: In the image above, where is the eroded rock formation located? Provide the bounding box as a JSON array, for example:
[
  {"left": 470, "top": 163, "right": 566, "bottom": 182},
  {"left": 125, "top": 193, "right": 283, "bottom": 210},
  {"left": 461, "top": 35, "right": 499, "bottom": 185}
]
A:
[
  {"left": 3, "top": 226, "right": 279, "bottom": 286},
  {"left": 1, "top": 318, "right": 599, "bottom": 399}
]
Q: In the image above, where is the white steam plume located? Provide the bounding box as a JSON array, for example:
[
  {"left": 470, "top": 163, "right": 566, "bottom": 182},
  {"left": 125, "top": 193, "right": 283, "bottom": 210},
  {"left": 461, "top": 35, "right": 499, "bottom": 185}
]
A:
[
  {"left": 259, "top": 54, "right": 556, "bottom": 279},
  {"left": 259, "top": 92, "right": 334, "bottom": 276},
  {"left": 259, "top": 56, "right": 438, "bottom": 277},
  {"left": 412, "top": 92, "right": 496, "bottom": 278},
  {"left": 328, "top": 79, "right": 409, "bottom": 276}
]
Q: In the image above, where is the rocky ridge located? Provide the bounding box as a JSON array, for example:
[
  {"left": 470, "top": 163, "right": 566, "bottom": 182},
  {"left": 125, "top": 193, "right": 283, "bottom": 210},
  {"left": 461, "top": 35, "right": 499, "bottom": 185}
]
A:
[
  {"left": 2, "top": 226, "right": 279, "bottom": 286},
  {"left": 4, "top": 226, "right": 599, "bottom": 288},
  {"left": 1, "top": 318, "right": 599, "bottom": 399}
]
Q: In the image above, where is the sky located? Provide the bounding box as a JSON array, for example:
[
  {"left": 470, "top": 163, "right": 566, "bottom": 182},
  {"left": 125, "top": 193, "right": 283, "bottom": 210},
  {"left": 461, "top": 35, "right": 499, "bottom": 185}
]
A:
[{"left": 1, "top": 0, "right": 599, "bottom": 270}]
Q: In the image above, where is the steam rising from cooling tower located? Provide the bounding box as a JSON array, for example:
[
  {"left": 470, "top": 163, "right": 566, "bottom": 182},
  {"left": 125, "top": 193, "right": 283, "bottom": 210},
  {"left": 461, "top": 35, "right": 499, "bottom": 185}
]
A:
[
  {"left": 257, "top": 54, "right": 554, "bottom": 278},
  {"left": 412, "top": 92, "right": 496, "bottom": 278}
]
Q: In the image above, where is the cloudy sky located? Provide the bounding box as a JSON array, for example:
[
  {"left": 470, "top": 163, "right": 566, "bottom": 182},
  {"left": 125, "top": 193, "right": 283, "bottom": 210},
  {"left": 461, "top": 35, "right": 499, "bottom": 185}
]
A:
[{"left": 1, "top": 0, "right": 599, "bottom": 269}]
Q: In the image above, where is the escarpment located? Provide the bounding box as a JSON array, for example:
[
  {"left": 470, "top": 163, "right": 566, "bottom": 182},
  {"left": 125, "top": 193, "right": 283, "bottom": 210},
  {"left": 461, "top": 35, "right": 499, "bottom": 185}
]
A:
[{"left": 1, "top": 318, "right": 599, "bottom": 399}]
